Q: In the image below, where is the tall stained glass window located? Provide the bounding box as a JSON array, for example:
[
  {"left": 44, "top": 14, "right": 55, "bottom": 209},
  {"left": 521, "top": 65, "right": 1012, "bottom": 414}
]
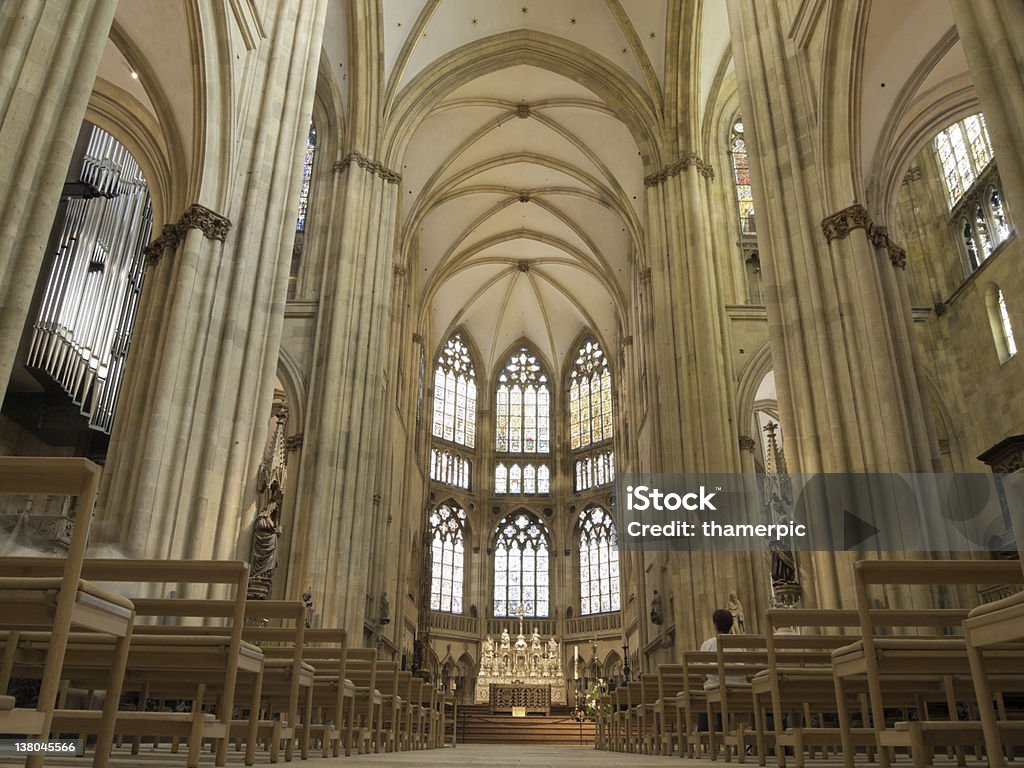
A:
[
  {"left": 569, "top": 338, "right": 612, "bottom": 450},
  {"left": 934, "top": 113, "right": 994, "bottom": 207},
  {"left": 429, "top": 503, "right": 466, "bottom": 613},
  {"left": 432, "top": 334, "right": 477, "bottom": 448},
  {"left": 495, "top": 347, "right": 550, "bottom": 454},
  {"left": 998, "top": 289, "right": 1017, "bottom": 359},
  {"left": 296, "top": 123, "right": 317, "bottom": 233},
  {"left": 579, "top": 506, "right": 620, "bottom": 615},
  {"left": 731, "top": 117, "right": 756, "bottom": 236},
  {"left": 493, "top": 512, "right": 550, "bottom": 617}
]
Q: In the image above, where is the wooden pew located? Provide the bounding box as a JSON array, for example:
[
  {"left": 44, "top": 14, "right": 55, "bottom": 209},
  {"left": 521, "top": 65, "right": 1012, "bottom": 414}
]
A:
[
  {"left": 653, "top": 663, "right": 686, "bottom": 756},
  {"left": 342, "top": 649, "right": 381, "bottom": 754},
  {"left": 841, "top": 559, "right": 1024, "bottom": 768},
  {"left": 0, "top": 457, "right": 133, "bottom": 768},
  {"left": 3, "top": 558, "right": 258, "bottom": 768},
  {"left": 964, "top": 588, "right": 1024, "bottom": 768},
  {"left": 677, "top": 649, "right": 718, "bottom": 759}
]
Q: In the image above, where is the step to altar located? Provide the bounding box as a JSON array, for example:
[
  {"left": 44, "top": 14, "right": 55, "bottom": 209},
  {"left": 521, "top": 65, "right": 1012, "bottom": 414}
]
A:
[{"left": 457, "top": 704, "right": 596, "bottom": 745}]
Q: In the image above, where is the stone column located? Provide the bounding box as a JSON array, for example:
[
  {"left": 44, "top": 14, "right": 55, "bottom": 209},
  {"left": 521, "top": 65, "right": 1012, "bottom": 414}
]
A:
[
  {"left": 949, "top": 0, "right": 1024, "bottom": 220},
  {"left": 97, "top": 0, "right": 328, "bottom": 570},
  {"left": 726, "top": 0, "right": 938, "bottom": 607},
  {"left": 289, "top": 153, "right": 401, "bottom": 633},
  {"left": 0, "top": 0, "right": 118, "bottom": 393}
]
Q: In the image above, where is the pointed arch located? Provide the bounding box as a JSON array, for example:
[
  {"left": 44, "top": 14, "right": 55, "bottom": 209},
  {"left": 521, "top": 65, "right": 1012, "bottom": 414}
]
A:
[
  {"left": 493, "top": 340, "right": 553, "bottom": 455},
  {"left": 428, "top": 500, "right": 468, "bottom": 614},
  {"left": 492, "top": 510, "right": 550, "bottom": 618},
  {"left": 431, "top": 331, "right": 479, "bottom": 449},
  {"left": 577, "top": 504, "right": 620, "bottom": 616}
]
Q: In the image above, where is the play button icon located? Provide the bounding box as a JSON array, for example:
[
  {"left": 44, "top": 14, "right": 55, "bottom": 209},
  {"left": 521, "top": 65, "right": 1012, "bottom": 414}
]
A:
[{"left": 843, "top": 508, "right": 880, "bottom": 550}]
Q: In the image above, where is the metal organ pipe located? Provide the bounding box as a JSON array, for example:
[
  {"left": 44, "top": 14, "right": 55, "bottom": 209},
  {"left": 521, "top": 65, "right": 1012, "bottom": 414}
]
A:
[{"left": 27, "top": 125, "right": 152, "bottom": 433}]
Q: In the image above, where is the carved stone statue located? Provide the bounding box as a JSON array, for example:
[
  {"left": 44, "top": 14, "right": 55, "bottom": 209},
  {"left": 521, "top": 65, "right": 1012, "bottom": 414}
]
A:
[
  {"left": 649, "top": 589, "right": 664, "bottom": 625},
  {"left": 247, "top": 397, "right": 288, "bottom": 600},
  {"left": 302, "top": 585, "right": 314, "bottom": 628},
  {"left": 727, "top": 591, "right": 745, "bottom": 633},
  {"left": 379, "top": 591, "right": 391, "bottom": 625},
  {"left": 248, "top": 499, "right": 282, "bottom": 599}
]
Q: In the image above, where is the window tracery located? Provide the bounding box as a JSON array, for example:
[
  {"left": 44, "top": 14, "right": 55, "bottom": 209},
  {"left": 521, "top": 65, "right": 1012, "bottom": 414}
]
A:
[
  {"left": 578, "top": 506, "right": 620, "bottom": 616},
  {"left": 429, "top": 503, "right": 466, "bottom": 613},
  {"left": 493, "top": 512, "right": 550, "bottom": 618}
]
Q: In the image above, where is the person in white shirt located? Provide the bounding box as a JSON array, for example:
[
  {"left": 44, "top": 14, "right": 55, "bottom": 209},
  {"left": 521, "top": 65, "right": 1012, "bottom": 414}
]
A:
[{"left": 700, "top": 609, "right": 746, "bottom": 690}]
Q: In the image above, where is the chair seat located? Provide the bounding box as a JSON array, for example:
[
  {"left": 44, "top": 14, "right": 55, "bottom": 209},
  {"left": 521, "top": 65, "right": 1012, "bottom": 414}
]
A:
[
  {"left": 0, "top": 577, "right": 134, "bottom": 617},
  {"left": 0, "top": 695, "right": 15, "bottom": 711},
  {"left": 832, "top": 638, "right": 966, "bottom": 659},
  {"left": 968, "top": 590, "right": 1024, "bottom": 618}
]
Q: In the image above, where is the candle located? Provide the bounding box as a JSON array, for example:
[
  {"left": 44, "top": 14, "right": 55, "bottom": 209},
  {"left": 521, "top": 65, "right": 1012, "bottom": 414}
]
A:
[{"left": 574, "top": 645, "right": 579, "bottom": 680}]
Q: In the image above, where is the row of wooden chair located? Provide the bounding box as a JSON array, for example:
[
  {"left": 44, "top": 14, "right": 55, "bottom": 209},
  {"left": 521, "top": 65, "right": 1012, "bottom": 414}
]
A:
[
  {"left": 596, "top": 559, "right": 1024, "bottom": 767},
  {"left": 0, "top": 457, "right": 457, "bottom": 767}
]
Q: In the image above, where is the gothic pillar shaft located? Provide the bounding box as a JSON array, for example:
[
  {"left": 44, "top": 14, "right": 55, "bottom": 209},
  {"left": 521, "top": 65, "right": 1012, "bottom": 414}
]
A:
[
  {"left": 97, "top": 0, "right": 327, "bottom": 571},
  {"left": 726, "top": 0, "right": 937, "bottom": 607},
  {"left": 950, "top": 0, "right": 1024, "bottom": 220},
  {"left": 0, "top": 0, "right": 118, "bottom": 392},
  {"left": 294, "top": 157, "right": 400, "bottom": 634}
]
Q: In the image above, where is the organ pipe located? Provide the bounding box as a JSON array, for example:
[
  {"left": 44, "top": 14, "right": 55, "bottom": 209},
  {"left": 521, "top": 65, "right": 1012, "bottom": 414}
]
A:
[{"left": 27, "top": 125, "right": 152, "bottom": 433}]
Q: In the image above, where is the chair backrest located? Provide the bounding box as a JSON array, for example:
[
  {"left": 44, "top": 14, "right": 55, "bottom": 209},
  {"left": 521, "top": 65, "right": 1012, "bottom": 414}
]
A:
[{"left": 657, "top": 663, "right": 686, "bottom": 701}]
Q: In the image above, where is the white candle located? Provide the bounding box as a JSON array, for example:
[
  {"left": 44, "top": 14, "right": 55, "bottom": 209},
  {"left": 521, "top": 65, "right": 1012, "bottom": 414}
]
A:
[{"left": 574, "top": 645, "right": 579, "bottom": 679}]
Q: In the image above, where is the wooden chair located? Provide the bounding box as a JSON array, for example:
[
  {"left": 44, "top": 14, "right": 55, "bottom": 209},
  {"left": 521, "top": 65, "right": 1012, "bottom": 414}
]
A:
[
  {"left": 6, "top": 558, "right": 259, "bottom": 768},
  {"left": 277, "top": 627, "right": 351, "bottom": 757},
  {"left": 678, "top": 649, "right": 718, "bottom": 759},
  {"left": 964, "top": 588, "right": 1024, "bottom": 768},
  {"left": 653, "top": 663, "right": 686, "bottom": 756},
  {"left": 342, "top": 649, "right": 381, "bottom": 754},
  {"left": 841, "top": 559, "right": 1024, "bottom": 768},
  {"left": 0, "top": 457, "right": 133, "bottom": 768}
]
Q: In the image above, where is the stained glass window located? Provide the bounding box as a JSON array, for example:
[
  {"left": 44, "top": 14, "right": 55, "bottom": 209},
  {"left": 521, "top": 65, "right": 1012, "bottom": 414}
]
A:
[
  {"left": 578, "top": 506, "right": 620, "bottom": 616},
  {"left": 731, "top": 117, "right": 756, "bottom": 236},
  {"left": 495, "top": 347, "right": 549, "bottom": 454},
  {"left": 569, "top": 338, "right": 612, "bottom": 450},
  {"left": 296, "top": 123, "right": 317, "bottom": 233},
  {"left": 989, "top": 187, "right": 1010, "bottom": 242},
  {"left": 493, "top": 512, "right": 550, "bottom": 617},
  {"left": 998, "top": 289, "right": 1017, "bottom": 358},
  {"left": 574, "top": 451, "right": 615, "bottom": 492},
  {"left": 430, "top": 448, "right": 471, "bottom": 490},
  {"left": 432, "top": 333, "right": 477, "bottom": 448},
  {"left": 429, "top": 503, "right": 466, "bottom": 613},
  {"left": 934, "top": 113, "right": 994, "bottom": 207},
  {"left": 494, "top": 462, "right": 550, "bottom": 495}
]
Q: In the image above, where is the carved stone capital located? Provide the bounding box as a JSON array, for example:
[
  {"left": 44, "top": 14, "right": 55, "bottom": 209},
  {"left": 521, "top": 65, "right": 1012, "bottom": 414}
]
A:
[
  {"left": 393, "top": 265, "right": 408, "bottom": 278},
  {"left": 143, "top": 204, "right": 232, "bottom": 265},
  {"left": 412, "top": 332, "right": 424, "bottom": 345},
  {"left": 333, "top": 152, "right": 401, "bottom": 184},
  {"left": 821, "top": 203, "right": 907, "bottom": 269},
  {"left": 820, "top": 204, "right": 871, "bottom": 242},
  {"left": 285, "top": 433, "right": 304, "bottom": 452},
  {"left": 644, "top": 151, "right": 715, "bottom": 186},
  {"left": 639, "top": 267, "right": 652, "bottom": 282},
  {"left": 738, "top": 435, "right": 757, "bottom": 453}
]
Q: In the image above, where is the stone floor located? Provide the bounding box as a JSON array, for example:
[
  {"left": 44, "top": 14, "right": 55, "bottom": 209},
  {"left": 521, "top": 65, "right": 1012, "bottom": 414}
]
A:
[{"left": 0, "top": 744, "right": 1000, "bottom": 768}]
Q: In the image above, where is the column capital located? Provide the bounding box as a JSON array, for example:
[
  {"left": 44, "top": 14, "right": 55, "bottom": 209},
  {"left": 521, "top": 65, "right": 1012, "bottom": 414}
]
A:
[
  {"left": 820, "top": 203, "right": 907, "bottom": 269},
  {"left": 333, "top": 151, "right": 402, "bottom": 184},
  {"left": 738, "top": 435, "right": 757, "bottom": 453},
  {"left": 144, "top": 203, "right": 232, "bottom": 265},
  {"left": 643, "top": 151, "right": 715, "bottom": 186}
]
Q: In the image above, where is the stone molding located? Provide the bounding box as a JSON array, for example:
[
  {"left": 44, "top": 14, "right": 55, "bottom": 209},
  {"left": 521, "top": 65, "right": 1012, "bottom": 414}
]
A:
[
  {"left": 820, "top": 203, "right": 907, "bottom": 269},
  {"left": 978, "top": 434, "right": 1024, "bottom": 474},
  {"left": 143, "top": 203, "right": 232, "bottom": 265},
  {"left": 644, "top": 151, "right": 715, "bottom": 186},
  {"left": 333, "top": 151, "right": 401, "bottom": 184}
]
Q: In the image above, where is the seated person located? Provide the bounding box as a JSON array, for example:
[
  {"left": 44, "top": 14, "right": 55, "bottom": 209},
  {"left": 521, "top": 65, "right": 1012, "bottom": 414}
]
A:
[{"left": 700, "top": 608, "right": 747, "bottom": 690}]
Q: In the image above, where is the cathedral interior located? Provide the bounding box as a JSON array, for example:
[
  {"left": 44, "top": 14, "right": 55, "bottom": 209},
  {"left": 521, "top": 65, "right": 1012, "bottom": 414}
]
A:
[{"left": 1, "top": 0, "right": 1023, "bottom": 765}]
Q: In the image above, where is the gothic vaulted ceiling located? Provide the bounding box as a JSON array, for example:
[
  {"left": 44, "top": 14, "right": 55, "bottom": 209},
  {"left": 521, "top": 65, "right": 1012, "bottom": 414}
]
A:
[{"left": 369, "top": 0, "right": 727, "bottom": 377}]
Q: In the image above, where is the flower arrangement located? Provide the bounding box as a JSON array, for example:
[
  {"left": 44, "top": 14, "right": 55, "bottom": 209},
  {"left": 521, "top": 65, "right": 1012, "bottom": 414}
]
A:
[{"left": 583, "top": 677, "right": 611, "bottom": 717}]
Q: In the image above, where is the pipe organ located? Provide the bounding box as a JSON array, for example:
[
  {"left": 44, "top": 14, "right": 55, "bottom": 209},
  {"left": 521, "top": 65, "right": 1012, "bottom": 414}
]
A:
[{"left": 28, "top": 125, "right": 152, "bottom": 433}]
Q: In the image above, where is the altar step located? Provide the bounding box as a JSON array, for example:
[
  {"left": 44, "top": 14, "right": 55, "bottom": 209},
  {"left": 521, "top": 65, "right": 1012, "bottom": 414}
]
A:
[{"left": 458, "top": 705, "right": 596, "bottom": 745}]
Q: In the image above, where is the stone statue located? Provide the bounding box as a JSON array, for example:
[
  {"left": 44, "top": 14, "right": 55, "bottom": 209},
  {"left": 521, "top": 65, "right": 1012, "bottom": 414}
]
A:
[
  {"left": 727, "top": 591, "right": 745, "bottom": 633},
  {"left": 248, "top": 499, "right": 282, "bottom": 599},
  {"left": 379, "top": 591, "right": 390, "bottom": 625},
  {"left": 547, "top": 636, "right": 558, "bottom": 659},
  {"left": 302, "top": 585, "right": 314, "bottom": 628},
  {"left": 649, "top": 589, "right": 664, "bottom": 625}
]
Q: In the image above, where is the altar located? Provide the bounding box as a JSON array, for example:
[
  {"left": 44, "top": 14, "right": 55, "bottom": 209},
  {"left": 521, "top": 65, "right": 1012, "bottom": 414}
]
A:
[{"left": 474, "top": 617, "right": 568, "bottom": 707}]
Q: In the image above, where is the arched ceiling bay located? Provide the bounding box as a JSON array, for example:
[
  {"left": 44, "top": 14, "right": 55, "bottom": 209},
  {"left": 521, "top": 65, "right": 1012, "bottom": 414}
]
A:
[{"left": 402, "top": 63, "right": 641, "bottom": 377}]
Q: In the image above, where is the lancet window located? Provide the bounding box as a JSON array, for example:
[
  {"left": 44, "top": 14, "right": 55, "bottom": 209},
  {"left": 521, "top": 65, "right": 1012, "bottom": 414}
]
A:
[
  {"left": 493, "top": 512, "right": 550, "bottom": 618},
  {"left": 432, "top": 334, "right": 477, "bottom": 448},
  {"left": 934, "top": 114, "right": 1013, "bottom": 272},
  {"left": 578, "top": 506, "right": 620, "bottom": 615},
  {"left": 429, "top": 503, "right": 467, "bottom": 613}
]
